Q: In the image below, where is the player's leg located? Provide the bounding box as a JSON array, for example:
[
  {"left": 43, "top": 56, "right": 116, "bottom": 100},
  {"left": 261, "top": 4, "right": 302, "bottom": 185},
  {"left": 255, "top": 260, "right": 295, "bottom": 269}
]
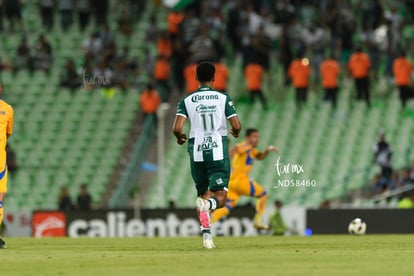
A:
[
  {"left": 0, "top": 168, "right": 7, "bottom": 248},
  {"left": 190, "top": 160, "right": 215, "bottom": 248},
  {"left": 249, "top": 180, "right": 269, "bottom": 229},
  {"left": 211, "top": 190, "right": 239, "bottom": 223},
  {"left": 197, "top": 156, "right": 231, "bottom": 248}
]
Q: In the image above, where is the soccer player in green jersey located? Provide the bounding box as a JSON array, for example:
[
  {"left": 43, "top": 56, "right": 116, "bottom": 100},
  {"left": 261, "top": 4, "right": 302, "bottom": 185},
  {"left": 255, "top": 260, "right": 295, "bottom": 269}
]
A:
[{"left": 173, "top": 62, "right": 241, "bottom": 248}]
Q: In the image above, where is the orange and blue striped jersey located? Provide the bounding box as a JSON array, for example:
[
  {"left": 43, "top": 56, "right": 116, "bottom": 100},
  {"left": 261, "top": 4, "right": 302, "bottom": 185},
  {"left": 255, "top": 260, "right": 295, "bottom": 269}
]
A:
[{"left": 231, "top": 141, "right": 259, "bottom": 175}]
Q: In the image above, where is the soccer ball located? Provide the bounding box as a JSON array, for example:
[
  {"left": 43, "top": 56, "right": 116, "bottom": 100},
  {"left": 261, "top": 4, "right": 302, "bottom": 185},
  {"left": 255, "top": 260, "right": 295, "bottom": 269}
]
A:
[{"left": 348, "top": 218, "right": 367, "bottom": 235}]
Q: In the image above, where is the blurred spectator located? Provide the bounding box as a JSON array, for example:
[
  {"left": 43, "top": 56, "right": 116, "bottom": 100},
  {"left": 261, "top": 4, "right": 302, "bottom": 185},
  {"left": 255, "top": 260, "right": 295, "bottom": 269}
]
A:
[
  {"left": 82, "top": 32, "right": 103, "bottom": 58},
  {"left": 369, "top": 173, "right": 387, "bottom": 195},
  {"left": 384, "top": 16, "right": 402, "bottom": 79},
  {"left": 92, "top": 0, "right": 108, "bottom": 27},
  {"left": 360, "top": 0, "right": 377, "bottom": 28},
  {"left": 246, "top": 4, "right": 263, "bottom": 34},
  {"left": 213, "top": 60, "right": 229, "bottom": 92},
  {"left": 77, "top": 0, "right": 91, "bottom": 31},
  {"left": 13, "top": 36, "right": 33, "bottom": 74},
  {"left": 189, "top": 25, "right": 217, "bottom": 63},
  {"left": 184, "top": 62, "right": 198, "bottom": 94},
  {"left": 171, "top": 39, "right": 187, "bottom": 92},
  {"left": 100, "top": 23, "right": 115, "bottom": 49},
  {"left": 240, "top": 16, "right": 252, "bottom": 68},
  {"left": 33, "top": 34, "right": 53, "bottom": 73},
  {"left": 360, "top": 23, "right": 380, "bottom": 79},
  {"left": 348, "top": 47, "right": 371, "bottom": 107},
  {"left": 245, "top": 62, "right": 266, "bottom": 108},
  {"left": 337, "top": 10, "right": 356, "bottom": 66},
  {"left": 120, "top": 46, "right": 138, "bottom": 72},
  {"left": 58, "top": 0, "right": 74, "bottom": 32},
  {"left": 302, "top": 22, "right": 325, "bottom": 85},
  {"left": 58, "top": 187, "right": 74, "bottom": 212},
  {"left": 279, "top": 25, "right": 293, "bottom": 86},
  {"left": 117, "top": 6, "right": 133, "bottom": 37},
  {"left": 4, "top": 0, "right": 23, "bottom": 32},
  {"left": 139, "top": 83, "right": 161, "bottom": 118},
  {"left": 39, "top": 0, "right": 54, "bottom": 31},
  {"left": 6, "top": 144, "right": 18, "bottom": 175},
  {"left": 373, "top": 132, "right": 392, "bottom": 181},
  {"left": 251, "top": 25, "right": 271, "bottom": 75},
  {"left": 325, "top": 3, "right": 339, "bottom": 55},
  {"left": 60, "top": 58, "right": 81, "bottom": 90},
  {"left": 153, "top": 55, "right": 171, "bottom": 101},
  {"left": 92, "top": 59, "right": 112, "bottom": 89},
  {"left": 143, "top": 48, "right": 155, "bottom": 77},
  {"left": 388, "top": 171, "right": 400, "bottom": 190},
  {"left": 288, "top": 54, "right": 311, "bottom": 107},
  {"left": 392, "top": 51, "right": 413, "bottom": 108},
  {"left": 112, "top": 59, "right": 129, "bottom": 91},
  {"left": 273, "top": 0, "right": 295, "bottom": 25},
  {"left": 320, "top": 55, "right": 340, "bottom": 108},
  {"left": 146, "top": 14, "right": 159, "bottom": 43},
  {"left": 226, "top": 1, "right": 241, "bottom": 53},
  {"left": 180, "top": 9, "right": 201, "bottom": 49},
  {"left": 167, "top": 9, "right": 184, "bottom": 42},
  {"left": 157, "top": 30, "right": 172, "bottom": 59},
  {"left": 77, "top": 184, "right": 92, "bottom": 211},
  {"left": 400, "top": 168, "right": 412, "bottom": 186},
  {"left": 269, "top": 200, "right": 286, "bottom": 236}
]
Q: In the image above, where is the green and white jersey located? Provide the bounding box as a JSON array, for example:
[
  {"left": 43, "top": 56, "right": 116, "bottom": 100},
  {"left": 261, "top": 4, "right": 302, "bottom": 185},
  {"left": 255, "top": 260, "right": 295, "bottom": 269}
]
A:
[{"left": 176, "top": 86, "right": 237, "bottom": 162}]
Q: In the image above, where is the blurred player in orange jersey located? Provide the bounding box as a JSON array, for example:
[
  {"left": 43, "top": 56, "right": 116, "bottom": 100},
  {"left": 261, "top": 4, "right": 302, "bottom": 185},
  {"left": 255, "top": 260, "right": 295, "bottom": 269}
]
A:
[
  {"left": 184, "top": 62, "right": 198, "bottom": 94},
  {"left": 212, "top": 128, "right": 278, "bottom": 231},
  {"left": 213, "top": 60, "right": 229, "bottom": 92},
  {"left": 348, "top": 47, "right": 371, "bottom": 107},
  {"left": 393, "top": 51, "right": 413, "bottom": 108},
  {"left": 153, "top": 55, "right": 171, "bottom": 101},
  {"left": 288, "top": 54, "right": 311, "bottom": 106},
  {"left": 157, "top": 31, "right": 172, "bottom": 59},
  {"left": 167, "top": 10, "right": 183, "bottom": 41},
  {"left": 320, "top": 55, "right": 340, "bottom": 108},
  {"left": 245, "top": 62, "right": 267, "bottom": 108},
  {"left": 0, "top": 83, "right": 14, "bottom": 249}
]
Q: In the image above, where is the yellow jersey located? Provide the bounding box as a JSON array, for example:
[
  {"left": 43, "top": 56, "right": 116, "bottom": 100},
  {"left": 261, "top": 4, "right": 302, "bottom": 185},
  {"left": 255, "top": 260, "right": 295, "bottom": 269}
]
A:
[
  {"left": 231, "top": 141, "right": 259, "bottom": 175},
  {"left": 0, "top": 99, "right": 13, "bottom": 168}
]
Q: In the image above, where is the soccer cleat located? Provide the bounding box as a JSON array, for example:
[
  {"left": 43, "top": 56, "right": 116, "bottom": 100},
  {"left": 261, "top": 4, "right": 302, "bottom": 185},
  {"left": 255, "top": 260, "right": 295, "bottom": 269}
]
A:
[
  {"left": 253, "top": 214, "right": 269, "bottom": 230},
  {"left": 202, "top": 233, "right": 215, "bottom": 249},
  {"left": 0, "top": 238, "right": 6, "bottom": 249},
  {"left": 253, "top": 222, "right": 269, "bottom": 230}
]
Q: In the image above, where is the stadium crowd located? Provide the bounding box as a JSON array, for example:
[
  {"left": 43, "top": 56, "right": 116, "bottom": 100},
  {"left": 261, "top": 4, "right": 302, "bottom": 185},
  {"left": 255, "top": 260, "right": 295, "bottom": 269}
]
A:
[{"left": 2, "top": 0, "right": 414, "bottom": 108}]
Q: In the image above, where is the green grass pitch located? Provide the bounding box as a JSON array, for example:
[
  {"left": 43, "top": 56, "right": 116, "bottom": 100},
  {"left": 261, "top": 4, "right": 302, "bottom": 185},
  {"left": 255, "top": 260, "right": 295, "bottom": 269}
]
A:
[{"left": 1, "top": 235, "right": 413, "bottom": 275}]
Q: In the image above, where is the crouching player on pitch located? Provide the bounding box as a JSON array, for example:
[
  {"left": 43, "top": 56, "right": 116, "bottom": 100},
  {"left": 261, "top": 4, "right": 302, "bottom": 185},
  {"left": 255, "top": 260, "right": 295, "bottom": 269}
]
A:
[
  {"left": 0, "top": 83, "right": 14, "bottom": 248},
  {"left": 212, "top": 128, "right": 278, "bottom": 232}
]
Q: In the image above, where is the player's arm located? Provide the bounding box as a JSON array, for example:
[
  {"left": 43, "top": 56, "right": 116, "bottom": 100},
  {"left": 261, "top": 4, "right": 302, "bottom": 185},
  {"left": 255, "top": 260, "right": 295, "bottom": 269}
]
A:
[
  {"left": 172, "top": 99, "right": 188, "bottom": 145},
  {"left": 225, "top": 94, "right": 241, "bottom": 138},
  {"left": 256, "top": 145, "right": 279, "bottom": 160},
  {"left": 6, "top": 106, "right": 13, "bottom": 139},
  {"left": 228, "top": 116, "right": 241, "bottom": 138},
  {"left": 172, "top": 115, "right": 187, "bottom": 145}
]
